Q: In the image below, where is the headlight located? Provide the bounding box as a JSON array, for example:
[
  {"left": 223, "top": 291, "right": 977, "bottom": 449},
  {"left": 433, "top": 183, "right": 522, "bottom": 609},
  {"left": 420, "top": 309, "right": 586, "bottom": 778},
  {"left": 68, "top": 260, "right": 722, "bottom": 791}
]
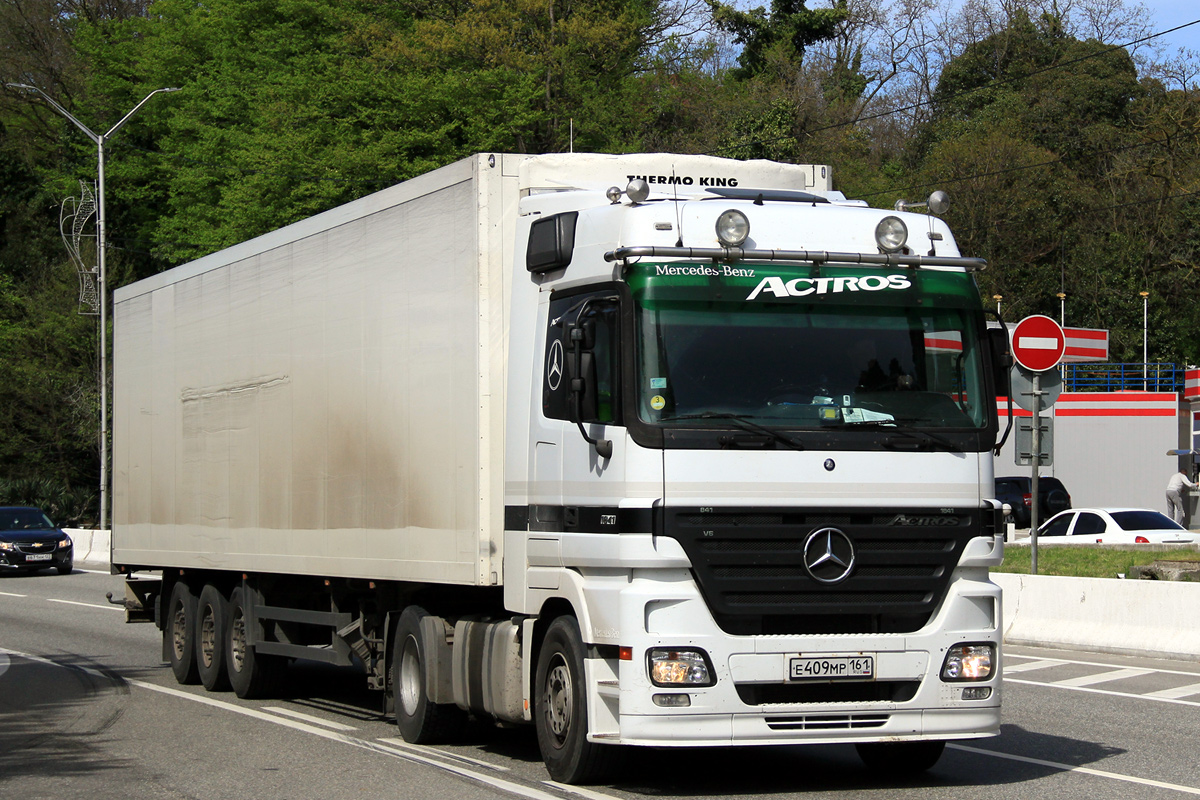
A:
[
  {"left": 875, "top": 215, "right": 908, "bottom": 252},
  {"left": 941, "top": 643, "right": 995, "bottom": 681},
  {"left": 0, "top": 541, "right": 13, "bottom": 551},
  {"left": 715, "top": 210, "right": 750, "bottom": 247},
  {"left": 59, "top": 537, "right": 73, "bottom": 549},
  {"left": 648, "top": 648, "right": 715, "bottom": 687}
]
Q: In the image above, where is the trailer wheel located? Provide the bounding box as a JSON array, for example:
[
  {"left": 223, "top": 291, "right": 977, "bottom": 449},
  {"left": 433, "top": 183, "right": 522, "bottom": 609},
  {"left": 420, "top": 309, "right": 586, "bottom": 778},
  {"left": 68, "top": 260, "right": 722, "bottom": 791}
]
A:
[
  {"left": 392, "top": 606, "right": 465, "bottom": 744},
  {"left": 534, "top": 616, "right": 617, "bottom": 784},
  {"left": 225, "top": 586, "right": 285, "bottom": 699},
  {"left": 855, "top": 740, "right": 945, "bottom": 774},
  {"left": 166, "top": 581, "right": 200, "bottom": 685},
  {"left": 196, "top": 584, "right": 230, "bottom": 691}
]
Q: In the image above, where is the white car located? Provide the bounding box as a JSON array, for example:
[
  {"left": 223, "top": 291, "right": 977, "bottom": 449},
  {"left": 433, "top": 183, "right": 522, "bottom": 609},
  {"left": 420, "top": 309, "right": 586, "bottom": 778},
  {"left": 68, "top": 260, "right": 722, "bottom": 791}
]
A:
[{"left": 1036, "top": 508, "right": 1199, "bottom": 544}]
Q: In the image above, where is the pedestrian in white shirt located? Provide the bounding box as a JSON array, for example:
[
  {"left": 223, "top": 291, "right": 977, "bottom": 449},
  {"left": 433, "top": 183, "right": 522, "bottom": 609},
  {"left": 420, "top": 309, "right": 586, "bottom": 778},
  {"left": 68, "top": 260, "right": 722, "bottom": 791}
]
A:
[{"left": 1166, "top": 469, "right": 1195, "bottom": 525}]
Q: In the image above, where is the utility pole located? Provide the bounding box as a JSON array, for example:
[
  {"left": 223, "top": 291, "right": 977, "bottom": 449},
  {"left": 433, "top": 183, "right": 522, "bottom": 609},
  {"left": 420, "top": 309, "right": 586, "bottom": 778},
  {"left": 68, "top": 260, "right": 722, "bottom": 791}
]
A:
[{"left": 6, "top": 83, "right": 180, "bottom": 535}]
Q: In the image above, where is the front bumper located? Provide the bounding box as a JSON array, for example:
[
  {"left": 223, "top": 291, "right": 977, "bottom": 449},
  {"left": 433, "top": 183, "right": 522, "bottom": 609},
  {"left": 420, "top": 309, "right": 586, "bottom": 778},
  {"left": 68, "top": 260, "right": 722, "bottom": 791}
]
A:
[{"left": 587, "top": 561, "right": 1002, "bottom": 747}]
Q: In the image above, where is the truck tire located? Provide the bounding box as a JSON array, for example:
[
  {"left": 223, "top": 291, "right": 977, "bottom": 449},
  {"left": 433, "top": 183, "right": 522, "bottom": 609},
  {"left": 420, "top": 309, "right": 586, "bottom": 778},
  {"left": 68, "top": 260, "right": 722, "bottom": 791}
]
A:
[
  {"left": 225, "top": 586, "right": 286, "bottom": 699},
  {"left": 166, "top": 581, "right": 200, "bottom": 685},
  {"left": 392, "top": 606, "right": 465, "bottom": 744},
  {"left": 534, "top": 616, "right": 618, "bottom": 784},
  {"left": 855, "top": 740, "right": 945, "bottom": 773},
  {"left": 196, "top": 584, "right": 231, "bottom": 691}
]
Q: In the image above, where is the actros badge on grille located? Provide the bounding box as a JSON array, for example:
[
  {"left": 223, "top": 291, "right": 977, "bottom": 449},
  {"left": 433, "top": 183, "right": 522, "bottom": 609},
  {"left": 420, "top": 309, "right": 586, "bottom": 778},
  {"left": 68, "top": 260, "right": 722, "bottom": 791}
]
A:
[{"left": 803, "top": 527, "right": 856, "bottom": 584}]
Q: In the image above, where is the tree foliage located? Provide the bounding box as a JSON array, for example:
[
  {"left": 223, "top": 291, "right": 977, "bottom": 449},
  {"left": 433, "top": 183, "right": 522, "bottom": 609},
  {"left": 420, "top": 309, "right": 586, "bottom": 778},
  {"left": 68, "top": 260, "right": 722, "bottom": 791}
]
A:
[{"left": 0, "top": 0, "right": 1198, "bottom": 519}]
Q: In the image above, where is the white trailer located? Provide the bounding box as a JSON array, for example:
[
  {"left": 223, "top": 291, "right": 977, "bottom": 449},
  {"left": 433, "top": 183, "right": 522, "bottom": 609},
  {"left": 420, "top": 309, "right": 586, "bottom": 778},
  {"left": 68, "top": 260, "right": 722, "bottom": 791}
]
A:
[{"left": 114, "top": 152, "right": 1007, "bottom": 783}]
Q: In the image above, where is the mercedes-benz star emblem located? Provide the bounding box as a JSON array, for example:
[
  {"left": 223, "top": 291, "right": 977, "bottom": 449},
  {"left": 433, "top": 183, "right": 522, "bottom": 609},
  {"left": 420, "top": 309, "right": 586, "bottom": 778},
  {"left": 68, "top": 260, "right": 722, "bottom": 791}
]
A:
[
  {"left": 803, "top": 527, "right": 856, "bottom": 584},
  {"left": 546, "top": 339, "right": 564, "bottom": 391}
]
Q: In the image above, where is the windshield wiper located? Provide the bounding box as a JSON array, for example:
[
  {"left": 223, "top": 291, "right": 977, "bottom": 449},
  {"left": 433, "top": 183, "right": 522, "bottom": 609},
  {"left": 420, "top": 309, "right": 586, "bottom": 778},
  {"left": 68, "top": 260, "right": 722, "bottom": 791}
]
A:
[
  {"left": 663, "top": 412, "right": 805, "bottom": 451},
  {"left": 826, "top": 419, "right": 961, "bottom": 452}
]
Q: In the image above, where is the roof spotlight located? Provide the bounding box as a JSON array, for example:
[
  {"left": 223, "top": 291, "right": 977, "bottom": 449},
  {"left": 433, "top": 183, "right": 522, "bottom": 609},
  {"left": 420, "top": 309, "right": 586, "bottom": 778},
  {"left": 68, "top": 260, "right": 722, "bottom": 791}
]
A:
[
  {"left": 875, "top": 216, "right": 908, "bottom": 253},
  {"left": 716, "top": 209, "right": 750, "bottom": 247}
]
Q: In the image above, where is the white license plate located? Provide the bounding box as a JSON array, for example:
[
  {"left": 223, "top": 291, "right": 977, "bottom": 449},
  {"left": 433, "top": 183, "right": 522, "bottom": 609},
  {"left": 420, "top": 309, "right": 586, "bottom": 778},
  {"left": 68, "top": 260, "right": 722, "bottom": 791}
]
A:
[
  {"left": 789, "top": 655, "right": 875, "bottom": 681},
  {"left": 25, "top": 553, "right": 53, "bottom": 562}
]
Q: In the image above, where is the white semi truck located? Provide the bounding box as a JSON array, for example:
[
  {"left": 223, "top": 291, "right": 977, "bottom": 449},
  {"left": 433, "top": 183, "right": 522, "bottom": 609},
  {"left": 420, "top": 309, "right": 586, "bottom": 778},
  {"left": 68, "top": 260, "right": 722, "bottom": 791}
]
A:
[{"left": 112, "top": 152, "right": 1008, "bottom": 783}]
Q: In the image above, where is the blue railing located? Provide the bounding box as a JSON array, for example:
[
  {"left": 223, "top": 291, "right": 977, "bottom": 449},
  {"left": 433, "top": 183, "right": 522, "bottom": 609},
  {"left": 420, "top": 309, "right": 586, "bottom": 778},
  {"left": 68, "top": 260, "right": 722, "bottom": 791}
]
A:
[{"left": 1061, "top": 363, "right": 1187, "bottom": 393}]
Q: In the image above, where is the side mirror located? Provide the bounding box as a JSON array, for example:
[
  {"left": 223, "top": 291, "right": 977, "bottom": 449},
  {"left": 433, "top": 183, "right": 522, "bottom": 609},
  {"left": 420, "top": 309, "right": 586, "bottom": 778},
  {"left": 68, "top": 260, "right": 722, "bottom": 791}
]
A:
[
  {"left": 567, "top": 320, "right": 611, "bottom": 459},
  {"left": 526, "top": 212, "right": 578, "bottom": 274}
]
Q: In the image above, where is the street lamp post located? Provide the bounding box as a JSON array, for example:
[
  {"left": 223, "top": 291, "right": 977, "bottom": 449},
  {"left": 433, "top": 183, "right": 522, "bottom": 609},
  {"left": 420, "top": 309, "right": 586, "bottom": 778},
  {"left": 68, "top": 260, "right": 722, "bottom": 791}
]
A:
[
  {"left": 993, "top": 294, "right": 1003, "bottom": 316},
  {"left": 1057, "top": 292, "right": 1066, "bottom": 326},
  {"left": 6, "top": 83, "right": 179, "bottom": 535},
  {"left": 1140, "top": 291, "right": 1149, "bottom": 391}
]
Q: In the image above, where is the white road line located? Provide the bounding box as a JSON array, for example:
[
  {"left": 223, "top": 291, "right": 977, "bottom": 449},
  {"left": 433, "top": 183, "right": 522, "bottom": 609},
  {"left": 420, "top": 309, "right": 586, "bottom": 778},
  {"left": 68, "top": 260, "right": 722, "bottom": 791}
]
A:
[
  {"left": 262, "top": 706, "right": 359, "bottom": 731},
  {"left": 543, "top": 781, "right": 625, "bottom": 800},
  {"left": 133, "top": 680, "right": 564, "bottom": 800},
  {"left": 1009, "top": 652, "right": 1200, "bottom": 679},
  {"left": 0, "top": 647, "right": 107, "bottom": 678},
  {"left": 951, "top": 743, "right": 1200, "bottom": 796},
  {"left": 0, "top": 591, "right": 28, "bottom": 597},
  {"left": 376, "top": 737, "right": 510, "bottom": 771},
  {"left": 1008, "top": 677, "right": 1200, "bottom": 708},
  {"left": 1052, "top": 668, "right": 1153, "bottom": 687},
  {"left": 1145, "top": 682, "right": 1200, "bottom": 700},
  {"left": 1003, "top": 659, "right": 1063, "bottom": 673},
  {"left": 47, "top": 598, "right": 123, "bottom": 611}
]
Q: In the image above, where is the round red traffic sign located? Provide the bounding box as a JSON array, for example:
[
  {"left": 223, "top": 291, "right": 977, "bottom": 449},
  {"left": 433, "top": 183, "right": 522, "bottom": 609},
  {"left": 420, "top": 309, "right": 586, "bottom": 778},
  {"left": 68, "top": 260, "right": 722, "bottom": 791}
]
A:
[{"left": 1011, "top": 315, "right": 1066, "bottom": 372}]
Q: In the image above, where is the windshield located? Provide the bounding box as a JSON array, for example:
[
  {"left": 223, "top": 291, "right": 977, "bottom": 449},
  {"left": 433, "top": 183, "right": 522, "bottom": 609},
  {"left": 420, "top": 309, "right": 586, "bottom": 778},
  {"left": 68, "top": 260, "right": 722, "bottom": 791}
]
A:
[
  {"left": 0, "top": 508, "right": 56, "bottom": 531},
  {"left": 629, "top": 262, "right": 989, "bottom": 431}
]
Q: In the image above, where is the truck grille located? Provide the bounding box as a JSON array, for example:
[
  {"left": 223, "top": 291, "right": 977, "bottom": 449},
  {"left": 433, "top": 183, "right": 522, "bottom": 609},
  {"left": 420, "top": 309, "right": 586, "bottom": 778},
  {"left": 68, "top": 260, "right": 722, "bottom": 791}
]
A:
[{"left": 661, "top": 507, "right": 989, "bottom": 635}]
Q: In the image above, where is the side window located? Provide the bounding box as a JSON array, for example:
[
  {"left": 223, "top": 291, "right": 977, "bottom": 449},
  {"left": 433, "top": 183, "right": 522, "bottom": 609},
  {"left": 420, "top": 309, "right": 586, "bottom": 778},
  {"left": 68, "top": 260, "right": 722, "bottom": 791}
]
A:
[
  {"left": 1041, "top": 514, "right": 1072, "bottom": 537},
  {"left": 542, "top": 290, "right": 621, "bottom": 424},
  {"left": 1074, "top": 513, "right": 1105, "bottom": 536}
]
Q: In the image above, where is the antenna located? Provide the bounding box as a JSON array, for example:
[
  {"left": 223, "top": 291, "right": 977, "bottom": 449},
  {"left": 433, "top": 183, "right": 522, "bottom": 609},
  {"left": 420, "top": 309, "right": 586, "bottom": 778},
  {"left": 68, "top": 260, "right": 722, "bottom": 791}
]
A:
[{"left": 672, "top": 166, "right": 684, "bottom": 247}]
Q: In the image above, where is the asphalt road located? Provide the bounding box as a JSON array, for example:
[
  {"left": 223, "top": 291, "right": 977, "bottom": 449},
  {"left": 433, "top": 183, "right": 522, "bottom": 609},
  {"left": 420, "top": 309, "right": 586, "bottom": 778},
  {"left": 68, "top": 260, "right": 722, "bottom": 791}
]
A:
[{"left": 3, "top": 567, "right": 1199, "bottom": 800}]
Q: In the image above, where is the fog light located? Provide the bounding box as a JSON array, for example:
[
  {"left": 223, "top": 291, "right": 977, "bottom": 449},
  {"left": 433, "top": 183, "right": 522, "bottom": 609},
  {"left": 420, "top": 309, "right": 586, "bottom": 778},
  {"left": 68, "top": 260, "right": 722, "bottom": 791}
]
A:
[
  {"left": 652, "top": 693, "right": 692, "bottom": 707},
  {"left": 941, "top": 643, "right": 994, "bottom": 681},
  {"left": 648, "top": 648, "right": 715, "bottom": 687},
  {"left": 962, "top": 686, "right": 992, "bottom": 700}
]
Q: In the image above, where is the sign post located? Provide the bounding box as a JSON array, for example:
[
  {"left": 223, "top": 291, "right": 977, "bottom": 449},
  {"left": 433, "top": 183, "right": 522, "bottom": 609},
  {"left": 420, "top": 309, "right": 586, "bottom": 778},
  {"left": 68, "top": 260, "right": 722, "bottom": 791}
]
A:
[{"left": 1010, "top": 315, "right": 1066, "bottom": 575}]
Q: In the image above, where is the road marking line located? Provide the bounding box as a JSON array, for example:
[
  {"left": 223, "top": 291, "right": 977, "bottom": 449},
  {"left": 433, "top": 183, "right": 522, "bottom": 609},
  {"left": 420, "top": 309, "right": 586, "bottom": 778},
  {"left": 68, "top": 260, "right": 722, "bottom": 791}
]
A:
[
  {"left": 262, "top": 706, "right": 358, "bottom": 731},
  {"left": 1052, "top": 668, "right": 1153, "bottom": 687},
  {"left": 1008, "top": 677, "right": 1200, "bottom": 708},
  {"left": 133, "top": 680, "right": 562, "bottom": 800},
  {"left": 1003, "top": 659, "right": 1062, "bottom": 673},
  {"left": 0, "top": 591, "right": 28, "bottom": 597},
  {"left": 1145, "top": 682, "right": 1200, "bottom": 700},
  {"left": 47, "top": 598, "right": 123, "bottom": 611},
  {"left": 0, "top": 647, "right": 108, "bottom": 678},
  {"left": 544, "top": 780, "right": 625, "bottom": 799},
  {"left": 950, "top": 743, "right": 1200, "bottom": 796},
  {"left": 376, "top": 737, "right": 509, "bottom": 771},
  {"left": 1008, "top": 652, "right": 1200, "bottom": 679}
]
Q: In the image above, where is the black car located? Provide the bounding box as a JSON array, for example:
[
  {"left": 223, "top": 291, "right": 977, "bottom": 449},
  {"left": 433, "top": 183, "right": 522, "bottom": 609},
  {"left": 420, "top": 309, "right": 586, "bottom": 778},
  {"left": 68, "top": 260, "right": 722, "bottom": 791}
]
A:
[
  {"left": 0, "top": 506, "right": 74, "bottom": 575},
  {"left": 995, "top": 476, "right": 1072, "bottom": 529}
]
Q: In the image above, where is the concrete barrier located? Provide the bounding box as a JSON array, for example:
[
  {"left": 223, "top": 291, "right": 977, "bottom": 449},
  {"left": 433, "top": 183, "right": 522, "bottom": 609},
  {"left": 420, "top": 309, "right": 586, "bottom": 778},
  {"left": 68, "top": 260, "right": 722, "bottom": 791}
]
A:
[
  {"left": 63, "top": 528, "right": 110, "bottom": 566},
  {"left": 994, "top": 572, "right": 1200, "bottom": 660}
]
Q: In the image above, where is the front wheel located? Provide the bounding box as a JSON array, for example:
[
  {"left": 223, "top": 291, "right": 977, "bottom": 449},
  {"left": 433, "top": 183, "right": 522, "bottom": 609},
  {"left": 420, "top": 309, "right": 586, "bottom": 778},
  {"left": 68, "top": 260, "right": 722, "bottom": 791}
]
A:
[
  {"left": 855, "top": 740, "right": 946, "bottom": 774},
  {"left": 534, "top": 616, "right": 618, "bottom": 784}
]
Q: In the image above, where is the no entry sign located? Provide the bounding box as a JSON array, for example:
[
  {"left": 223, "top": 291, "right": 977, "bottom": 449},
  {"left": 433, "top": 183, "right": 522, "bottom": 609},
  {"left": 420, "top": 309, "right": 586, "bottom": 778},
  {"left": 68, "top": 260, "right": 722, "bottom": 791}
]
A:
[{"left": 1011, "top": 315, "right": 1066, "bottom": 373}]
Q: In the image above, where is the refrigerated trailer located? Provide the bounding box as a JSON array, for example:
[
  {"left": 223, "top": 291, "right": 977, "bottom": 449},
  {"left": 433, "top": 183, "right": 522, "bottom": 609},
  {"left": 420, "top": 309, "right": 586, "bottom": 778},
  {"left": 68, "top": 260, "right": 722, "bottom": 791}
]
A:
[{"left": 113, "top": 152, "right": 1009, "bottom": 783}]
